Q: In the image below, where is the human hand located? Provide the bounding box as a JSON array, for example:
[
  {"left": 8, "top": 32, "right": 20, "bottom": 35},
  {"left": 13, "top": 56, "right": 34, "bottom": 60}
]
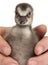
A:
[
  {"left": 0, "top": 27, "right": 18, "bottom": 65},
  {"left": 0, "top": 25, "right": 47, "bottom": 65},
  {"left": 27, "top": 25, "right": 48, "bottom": 65}
]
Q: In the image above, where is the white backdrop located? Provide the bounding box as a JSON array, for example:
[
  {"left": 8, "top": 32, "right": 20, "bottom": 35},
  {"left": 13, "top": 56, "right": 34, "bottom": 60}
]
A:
[{"left": 0, "top": 0, "right": 48, "bottom": 35}]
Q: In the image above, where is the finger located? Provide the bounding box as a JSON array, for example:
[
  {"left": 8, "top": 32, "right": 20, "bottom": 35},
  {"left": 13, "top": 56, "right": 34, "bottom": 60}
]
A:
[
  {"left": 0, "top": 54, "right": 18, "bottom": 65},
  {"left": 27, "top": 52, "right": 48, "bottom": 65},
  {"left": 34, "top": 36, "right": 48, "bottom": 55},
  {"left": 0, "top": 36, "right": 11, "bottom": 55},
  {"left": 33, "top": 24, "right": 47, "bottom": 39},
  {"left": 0, "top": 27, "right": 11, "bottom": 36}
]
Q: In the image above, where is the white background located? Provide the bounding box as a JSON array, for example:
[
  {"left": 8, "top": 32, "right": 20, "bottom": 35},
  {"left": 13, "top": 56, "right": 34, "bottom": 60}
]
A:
[{"left": 0, "top": 0, "right": 48, "bottom": 35}]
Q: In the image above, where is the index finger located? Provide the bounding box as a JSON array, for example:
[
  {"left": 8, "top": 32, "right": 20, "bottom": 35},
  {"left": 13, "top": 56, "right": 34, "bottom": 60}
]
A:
[
  {"left": 0, "top": 27, "right": 12, "bottom": 55},
  {"left": 0, "top": 36, "right": 11, "bottom": 56}
]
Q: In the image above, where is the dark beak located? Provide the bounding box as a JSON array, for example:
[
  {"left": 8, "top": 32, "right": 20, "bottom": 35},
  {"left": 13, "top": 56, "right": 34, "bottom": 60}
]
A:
[{"left": 19, "top": 16, "right": 26, "bottom": 24}]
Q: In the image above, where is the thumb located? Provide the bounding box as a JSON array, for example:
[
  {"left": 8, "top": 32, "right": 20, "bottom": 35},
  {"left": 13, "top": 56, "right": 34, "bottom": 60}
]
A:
[{"left": 33, "top": 24, "right": 47, "bottom": 39}]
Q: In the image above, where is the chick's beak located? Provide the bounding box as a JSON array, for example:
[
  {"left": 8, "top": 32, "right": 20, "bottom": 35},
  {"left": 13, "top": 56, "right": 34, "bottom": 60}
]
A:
[{"left": 19, "top": 16, "right": 26, "bottom": 24}]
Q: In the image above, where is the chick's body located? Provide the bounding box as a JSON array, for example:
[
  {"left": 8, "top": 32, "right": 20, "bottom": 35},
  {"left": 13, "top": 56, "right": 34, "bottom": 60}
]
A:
[{"left": 4, "top": 25, "right": 38, "bottom": 65}]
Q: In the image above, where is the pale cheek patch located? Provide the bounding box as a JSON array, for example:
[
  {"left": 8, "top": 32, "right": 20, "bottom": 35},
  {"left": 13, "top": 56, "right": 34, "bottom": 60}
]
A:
[{"left": 25, "top": 18, "right": 32, "bottom": 25}]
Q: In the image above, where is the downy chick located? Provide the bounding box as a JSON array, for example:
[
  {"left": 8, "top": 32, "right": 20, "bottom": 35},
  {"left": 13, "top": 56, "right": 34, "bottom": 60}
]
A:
[{"left": 4, "top": 3, "right": 39, "bottom": 65}]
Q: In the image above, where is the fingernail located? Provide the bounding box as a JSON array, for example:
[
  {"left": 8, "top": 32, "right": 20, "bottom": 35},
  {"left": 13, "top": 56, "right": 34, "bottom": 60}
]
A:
[
  {"left": 37, "top": 46, "right": 44, "bottom": 54},
  {"left": 3, "top": 46, "right": 9, "bottom": 53},
  {"left": 0, "top": 46, "right": 11, "bottom": 55},
  {"left": 28, "top": 60, "right": 37, "bottom": 65},
  {"left": 0, "top": 46, "right": 9, "bottom": 53}
]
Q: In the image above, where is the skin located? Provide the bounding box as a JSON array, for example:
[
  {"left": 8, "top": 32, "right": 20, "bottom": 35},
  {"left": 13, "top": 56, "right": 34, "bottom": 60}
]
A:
[{"left": 0, "top": 24, "right": 48, "bottom": 65}]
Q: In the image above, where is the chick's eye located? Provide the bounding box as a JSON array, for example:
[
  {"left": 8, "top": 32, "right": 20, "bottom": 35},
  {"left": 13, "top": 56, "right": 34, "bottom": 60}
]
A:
[
  {"left": 28, "top": 12, "right": 31, "bottom": 15},
  {"left": 27, "top": 12, "right": 31, "bottom": 17},
  {"left": 16, "top": 12, "right": 19, "bottom": 17}
]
